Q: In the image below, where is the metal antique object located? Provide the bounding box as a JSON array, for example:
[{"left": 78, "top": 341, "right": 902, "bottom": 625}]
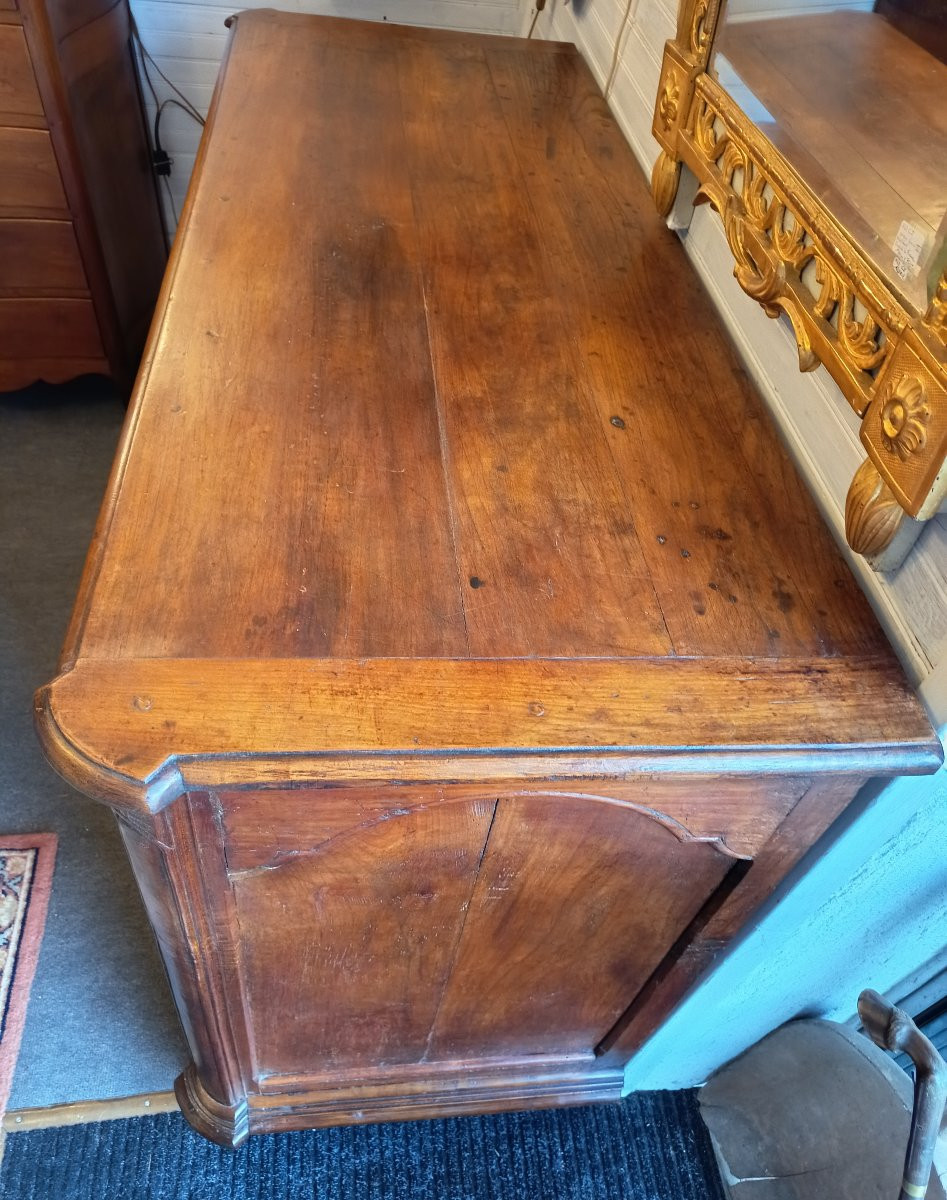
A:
[{"left": 859, "top": 988, "right": 947, "bottom": 1200}]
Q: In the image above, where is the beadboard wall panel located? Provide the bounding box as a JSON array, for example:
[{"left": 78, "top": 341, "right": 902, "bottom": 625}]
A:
[
  {"left": 540, "top": 0, "right": 947, "bottom": 713},
  {"left": 131, "top": 0, "right": 523, "bottom": 222}
]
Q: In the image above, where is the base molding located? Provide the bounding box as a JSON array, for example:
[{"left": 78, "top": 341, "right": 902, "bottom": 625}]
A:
[
  {"left": 175, "top": 1065, "right": 250, "bottom": 1148},
  {"left": 176, "top": 1059, "right": 626, "bottom": 1145}
]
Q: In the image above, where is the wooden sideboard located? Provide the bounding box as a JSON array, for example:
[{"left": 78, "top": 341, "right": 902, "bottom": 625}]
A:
[
  {"left": 35, "top": 12, "right": 942, "bottom": 1146},
  {"left": 0, "top": 0, "right": 166, "bottom": 393}
]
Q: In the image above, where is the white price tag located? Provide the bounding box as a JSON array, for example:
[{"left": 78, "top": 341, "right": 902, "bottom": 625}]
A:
[{"left": 893, "top": 220, "right": 927, "bottom": 281}]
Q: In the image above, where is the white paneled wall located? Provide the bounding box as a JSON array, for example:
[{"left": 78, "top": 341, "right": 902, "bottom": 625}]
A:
[
  {"left": 530, "top": 0, "right": 947, "bottom": 1090},
  {"left": 130, "top": 0, "right": 524, "bottom": 225}
]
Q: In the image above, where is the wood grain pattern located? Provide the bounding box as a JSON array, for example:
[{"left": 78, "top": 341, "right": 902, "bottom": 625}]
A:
[
  {"left": 71, "top": 12, "right": 888, "bottom": 665},
  {"left": 395, "top": 32, "right": 670, "bottom": 657},
  {"left": 229, "top": 1059, "right": 627, "bottom": 1135},
  {"left": 218, "top": 777, "right": 808, "bottom": 871},
  {"left": 232, "top": 797, "right": 497, "bottom": 1077},
  {"left": 129, "top": 0, "right": 541, "bottom": 231},
  {"left": 0, "top": 297, "right": 102, "bottom": 358},
  {"left": 599, "top": 774, "right": 868, "bottom": 1061},
  {"left": 426, "top": 794, "right": 734, "bottom": 1059},
  {"left": 484, "top": 40, "right": 889, "bottom": 658},
  {"left": 34, "top": 12, "right": 941, "bottom": 1145},
  {"left": 0, "top": 218, "right": 86, "bottom": 290},
  {"left": 38, "top": 655, "right": 940, "bottom": 813},
  {"left": 68, "top": 16, "right": 467, "bottom": 659},
  {"left": 0, "top": 127, "right": 67, "bottom": 213},
  {"left": 0, "top": 24, "right": 43, "bottom": 117},
  {"left": 120, "top": 795, "right": 253, "bottom": 1135}
]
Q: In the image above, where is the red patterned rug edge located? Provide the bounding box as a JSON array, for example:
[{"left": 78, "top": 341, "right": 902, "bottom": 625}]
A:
[{"left": 0, "top": 834, "right": 57, "bottom": 1123}]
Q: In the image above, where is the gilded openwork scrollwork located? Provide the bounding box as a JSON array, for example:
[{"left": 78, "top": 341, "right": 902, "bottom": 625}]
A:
[{"left": 650, "top": 0, "right": 947, "bottom": 570}]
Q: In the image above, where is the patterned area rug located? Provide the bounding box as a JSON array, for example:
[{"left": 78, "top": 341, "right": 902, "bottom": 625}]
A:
[{"left": 0, "top": 835, "right": 56, "bottom": 1121}]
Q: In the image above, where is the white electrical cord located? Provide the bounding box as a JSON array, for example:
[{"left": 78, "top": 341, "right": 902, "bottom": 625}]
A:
[{"left": 604, "top": 0, "right": 638, "bottom": 99}]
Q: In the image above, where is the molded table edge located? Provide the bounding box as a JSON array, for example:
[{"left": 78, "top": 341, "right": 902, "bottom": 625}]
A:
[{"left": 34, "top": 656, "right": 943, "bottom": 815}]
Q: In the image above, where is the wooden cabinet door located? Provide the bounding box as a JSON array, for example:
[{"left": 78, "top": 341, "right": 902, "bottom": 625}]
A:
[
  {"left": 227, "top": 795, "right": 498, "bottom": 1079},
  {"left": 221, "top": 787, "right": 738, "bottom": 1084},
  {"left": 426, "top": 793, "right": 735, "bottom": 1060}
]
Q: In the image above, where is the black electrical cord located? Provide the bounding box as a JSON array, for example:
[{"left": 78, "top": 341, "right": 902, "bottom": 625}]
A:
[
  {"left": 128, "top": 14, "right": 204, "bottom": 228},
  {"left": 153, "top": 96, "right": 201, "bottom": 169},
  {"left": 130, "top": 14, "right": 205, "bottom": 127}
]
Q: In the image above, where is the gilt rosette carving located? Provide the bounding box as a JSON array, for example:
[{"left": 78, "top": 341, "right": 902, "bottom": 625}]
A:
[
  {"left": 861, "top": 342, "right": 947, "bottom": 521},
  {"left": 879, "top": 376, "right": 930, "bottom": 461}
]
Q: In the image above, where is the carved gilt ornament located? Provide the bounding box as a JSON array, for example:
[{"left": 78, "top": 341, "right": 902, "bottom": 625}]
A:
[
  {"left": 880, "top": 376, "right": 930, "bottom": 461},
  {"left": 650, "top": 0, "right": 947, "bottom": 570},
  {"left": 658, "top": 75, "right": 681, "bottom": 132},
  {"left": 690, "top": 0, "right": 712, "bottom": 56}
]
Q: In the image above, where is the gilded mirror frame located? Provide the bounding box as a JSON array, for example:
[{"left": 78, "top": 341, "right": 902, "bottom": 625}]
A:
[{"left": 651, "top": 0, "right": 947, "bottom": 570}]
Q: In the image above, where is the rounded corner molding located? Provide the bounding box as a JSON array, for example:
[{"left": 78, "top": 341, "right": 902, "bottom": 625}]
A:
[
  {"left": 175, "top": 1064, "right": 250, "bottom": 1148},
  {"left": 33, "top": 675, "right": 184, "bottom": 818}
]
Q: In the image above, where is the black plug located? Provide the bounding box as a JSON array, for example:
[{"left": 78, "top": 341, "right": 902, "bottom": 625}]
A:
[{"left": 153, "top": 148, "right": 173, "bottom": 177}]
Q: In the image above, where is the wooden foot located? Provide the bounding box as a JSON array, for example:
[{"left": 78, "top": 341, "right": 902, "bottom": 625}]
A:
[
  {"left": 174, "top": 1064, "right": 249, "bottom": 1148},
  {"left": 845, "top": 458, "right": 925, "bottom": 572},
  {"left": 651, "top": 150, "right": 682, "bottom": 218}
]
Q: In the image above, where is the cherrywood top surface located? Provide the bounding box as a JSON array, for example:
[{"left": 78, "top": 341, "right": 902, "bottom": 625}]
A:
[
  {"left": 43, "top": 11, "right": 940, "bottom": 789},
  {"left": 69, "top": 10, "right": 888, "bottom": 664}
]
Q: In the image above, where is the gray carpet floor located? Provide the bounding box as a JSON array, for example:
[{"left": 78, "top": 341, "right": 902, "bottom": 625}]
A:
[
  {"left": 1, "top": 377, "right": 187, "bottom": 1109},
  {"left": 0, "top": 1093, "right": 727, "bottom": 1199}
]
